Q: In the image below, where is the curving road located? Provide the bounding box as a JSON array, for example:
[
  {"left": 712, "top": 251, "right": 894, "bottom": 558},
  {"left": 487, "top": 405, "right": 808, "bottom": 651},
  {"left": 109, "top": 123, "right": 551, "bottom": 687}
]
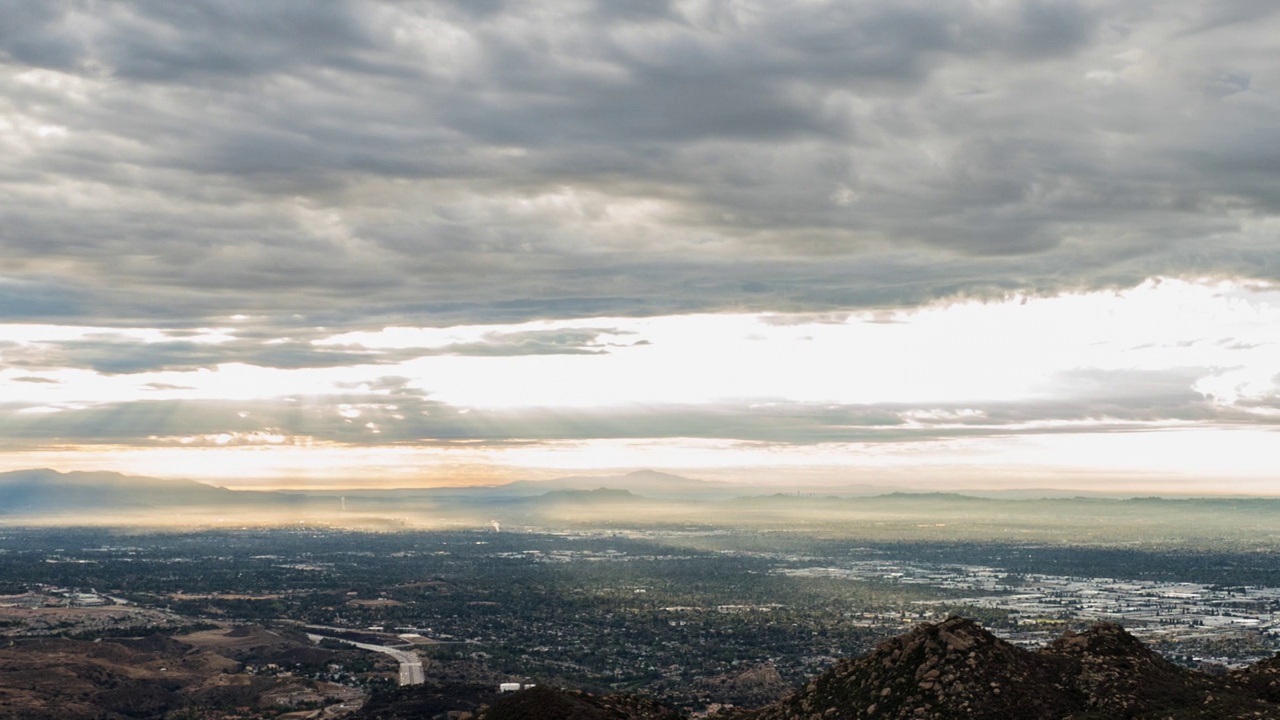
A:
[{"left": 307, "top": 633, "right": 425, "bottom": 685}]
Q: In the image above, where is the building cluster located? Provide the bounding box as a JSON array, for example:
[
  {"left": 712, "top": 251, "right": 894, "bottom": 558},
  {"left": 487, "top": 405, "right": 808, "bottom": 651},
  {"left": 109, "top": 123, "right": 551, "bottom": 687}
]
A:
[
  {"left": 0, "top": 585, "right": 125, "bottom": 608},
  {"left": 780, "top": 561, "right": 1280, "bottom": 664}
]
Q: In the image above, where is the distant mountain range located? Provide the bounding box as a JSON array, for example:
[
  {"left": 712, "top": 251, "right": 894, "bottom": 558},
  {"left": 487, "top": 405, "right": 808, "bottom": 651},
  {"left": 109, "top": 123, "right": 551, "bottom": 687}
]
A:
[
  {"left": 0, "top": 469, "right": 336, "bottom": 517},
  {"left": 0, "top": 469, "right": 238, "bottom": 514},
  {"left": 329, "top": 469, "right": 800, "bottom": 500},
  {"left": 488, "top": 469, "right": 731, "bottom": 497},
  {"left": 0, "top": 467, "right": 1142, "bottom": 511},
  {"left": 7, "top": 469, "right": 1280, "bottom": 543},
  {"left": 317, "top": 469, "right": 906, "bottom": 500},
  {"left": 0, "top": 467, "right": 1037, "bottom": 516},
  {"left": 0, "top": 469, "right": 706, "bottom": 519}
]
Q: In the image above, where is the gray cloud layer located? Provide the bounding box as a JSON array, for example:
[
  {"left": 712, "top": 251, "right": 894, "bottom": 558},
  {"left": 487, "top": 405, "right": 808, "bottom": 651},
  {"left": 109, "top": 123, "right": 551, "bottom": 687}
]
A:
[
  {"left": 1, "top": 326, "right": 625, "bottom": 374},
  {"left": 1, "top": 368, "right": 1267, "bottom": 452},
  {"left": 2, "top": 0, "right": 1279, "bottom": 330}
]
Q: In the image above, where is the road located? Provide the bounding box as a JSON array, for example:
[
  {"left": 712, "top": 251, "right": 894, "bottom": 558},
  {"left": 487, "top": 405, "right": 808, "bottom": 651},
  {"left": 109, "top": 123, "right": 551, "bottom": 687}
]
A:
[{"left": 307, "top": 633, "right": 425, "bottom": 685}]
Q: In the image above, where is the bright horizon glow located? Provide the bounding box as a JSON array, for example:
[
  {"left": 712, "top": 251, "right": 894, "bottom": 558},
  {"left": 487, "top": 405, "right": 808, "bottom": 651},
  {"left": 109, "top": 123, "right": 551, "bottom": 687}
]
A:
[
  {"left": 6, "top": 277, "right": 1274, "bottom": 408},
  {"left": 1, "top": 427, "right": 1276, "bottom": 495},
  {"left": 2, "top": 277, "right": 1277, "bottom": 494}
]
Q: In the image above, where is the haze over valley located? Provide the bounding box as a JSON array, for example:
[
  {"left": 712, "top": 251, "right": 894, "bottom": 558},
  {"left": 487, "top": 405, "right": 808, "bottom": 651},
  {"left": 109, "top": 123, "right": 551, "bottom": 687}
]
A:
[{"left": 4, "top": 468, "right": 1280, "bottom": 551}]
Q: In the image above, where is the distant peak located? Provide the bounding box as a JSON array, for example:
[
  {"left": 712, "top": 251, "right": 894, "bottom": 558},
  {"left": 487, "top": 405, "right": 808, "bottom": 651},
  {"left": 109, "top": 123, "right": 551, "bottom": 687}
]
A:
[
  {"left": 1, "top": 468, "right": 63, "bottom": 479},
  {"left": 546, "top": 488, "right": 635, "bottom": 496},
  {"left": 878, "top": 491, "right": 979, "bottom": 501},
  {"left": 624, "top": 469, "right": 691, "bottom": 480}
]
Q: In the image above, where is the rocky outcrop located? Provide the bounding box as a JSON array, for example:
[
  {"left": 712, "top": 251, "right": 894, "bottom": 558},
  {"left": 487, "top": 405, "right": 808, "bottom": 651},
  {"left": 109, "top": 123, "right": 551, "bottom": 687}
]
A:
[
  {"left": 1041, "top": 621, "right": 1217, "bottom": 716},
  {"left": 695, "top": 663, "right": 792, "bottom": 707},
  {"left": 1230, "top": 653, "right": 1280, "bottom": 705},
  {"left": 752, "top": 617, "right": 1074, "bottom": 720},
  {"left": 749, "top": 617, "right": 1280, "bottom": 720}
]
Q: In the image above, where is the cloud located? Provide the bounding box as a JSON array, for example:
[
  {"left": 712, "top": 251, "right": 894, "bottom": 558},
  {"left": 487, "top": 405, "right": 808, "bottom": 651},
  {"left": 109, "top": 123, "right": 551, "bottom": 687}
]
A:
[
  {"left": 4, "top": 282, "right": 1276, "bottom": 453},
  {"left": 0, "top": 325, "right": 632, "bottom": 375},
  {"left": 0, "top": 0, "right": 1276, "bottom": 333},
  {"left": 435, "top": 328, "right": 623, "bottom": 356},
  {"left": 0, "top": 278, "right": 87, "bottom": 319},
  {"left": 2, "top": 364, "right": 1272, "bottom": 452},
  {"left": 4, "top": 338, "right": 384, "bottom": 374},
  {"left": 3, "top": 2, "right": 1280, "bottom": 485}
]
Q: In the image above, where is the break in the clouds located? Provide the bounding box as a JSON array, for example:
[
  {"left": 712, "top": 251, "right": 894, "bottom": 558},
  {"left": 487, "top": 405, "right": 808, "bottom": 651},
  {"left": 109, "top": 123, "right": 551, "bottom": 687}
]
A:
[
  {"left": 2, "top": 281, "right": 1279, "bottom": 487},
  {"left": 1, "top": 1, "right": 1279, "bottom": 488}
]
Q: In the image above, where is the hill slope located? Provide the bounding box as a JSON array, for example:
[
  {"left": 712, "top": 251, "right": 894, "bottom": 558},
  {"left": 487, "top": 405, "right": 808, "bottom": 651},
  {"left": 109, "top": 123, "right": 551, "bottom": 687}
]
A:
[{"left": 750, "top": 617, "right": 1277, "bottom": 720}]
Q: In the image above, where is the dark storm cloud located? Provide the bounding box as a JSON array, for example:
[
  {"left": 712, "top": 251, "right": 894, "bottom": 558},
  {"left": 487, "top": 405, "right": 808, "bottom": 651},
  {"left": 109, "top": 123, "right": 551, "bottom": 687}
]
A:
[{"left": 0, "top": 0, "right": 1278, "bottom": 335}]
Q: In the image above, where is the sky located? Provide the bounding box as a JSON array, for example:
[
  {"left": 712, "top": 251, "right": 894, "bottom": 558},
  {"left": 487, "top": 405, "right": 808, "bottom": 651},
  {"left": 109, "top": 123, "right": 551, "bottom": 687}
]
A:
[{"left": 1, "top": 0, "right": 1278, "bottom": 492}]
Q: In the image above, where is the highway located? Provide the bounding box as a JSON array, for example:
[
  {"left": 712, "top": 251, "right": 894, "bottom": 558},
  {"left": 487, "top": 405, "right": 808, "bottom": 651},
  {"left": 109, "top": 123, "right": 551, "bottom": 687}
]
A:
[{"left": 306, "top": 633, "right": 425, "bottom": 685}]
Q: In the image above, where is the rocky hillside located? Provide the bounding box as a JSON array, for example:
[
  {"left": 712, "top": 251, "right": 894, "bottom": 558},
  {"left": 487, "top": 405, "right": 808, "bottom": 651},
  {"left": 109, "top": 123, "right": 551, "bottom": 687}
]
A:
[
  {"left": 481, "top": 685, "right": 684, "bottom": 720},
  {"left": 749, "top": 616, "right": 1280, "bottom": 720},
  {"left": 694, "top": 663, "right": 792, "bottom": 707},
  {"left": 0, "top": 627, "right": 368, "bottom": 719}
]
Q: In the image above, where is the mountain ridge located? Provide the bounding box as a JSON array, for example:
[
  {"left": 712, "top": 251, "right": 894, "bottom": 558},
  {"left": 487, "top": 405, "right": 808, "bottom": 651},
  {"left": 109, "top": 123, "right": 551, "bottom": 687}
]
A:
[
  {"left": 491, "top": 469, "right": 735, "bottom": 497},
  {"left": 0, "top": 468, "right": 328, "bottom": 516},
  {"left": 0, "top": 468, "right": 235, "bottom": 514}
]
